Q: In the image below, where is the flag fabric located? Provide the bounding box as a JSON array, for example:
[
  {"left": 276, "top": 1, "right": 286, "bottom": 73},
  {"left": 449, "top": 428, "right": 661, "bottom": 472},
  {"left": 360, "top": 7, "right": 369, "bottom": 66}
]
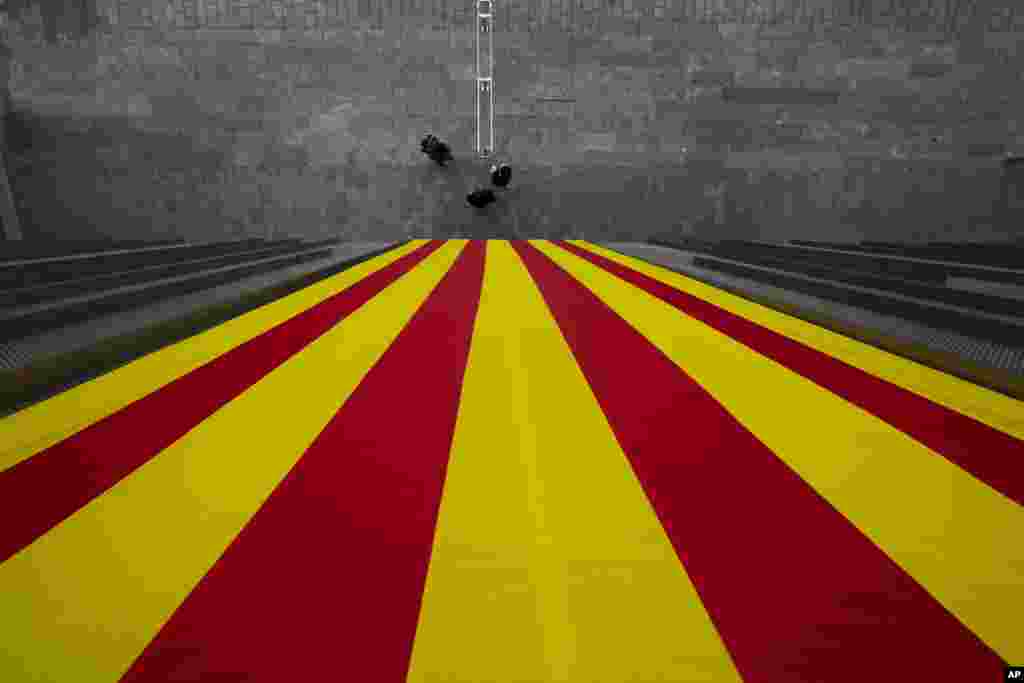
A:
[{"left": 0, "top": 240, "right": 1020, "bottom": 683}]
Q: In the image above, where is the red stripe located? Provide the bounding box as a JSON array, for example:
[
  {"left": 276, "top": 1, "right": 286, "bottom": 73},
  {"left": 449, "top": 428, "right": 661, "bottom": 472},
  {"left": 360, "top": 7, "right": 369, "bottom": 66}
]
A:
[
  {"left": 0, "top": 241, "right": 443, "bottom": 564},
  {"left": 119, "top": 241, "right": 485, "bottom": 683},
  {"left": 555, "top": 241, "right": 1024, "bottom": 506},
  {"left": 511, "top": 241, "right": 1005, "bottom": 682}
]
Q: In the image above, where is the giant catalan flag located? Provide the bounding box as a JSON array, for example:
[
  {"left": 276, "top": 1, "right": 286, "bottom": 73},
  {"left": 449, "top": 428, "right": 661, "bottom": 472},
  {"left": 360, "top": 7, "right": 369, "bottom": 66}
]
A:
[{"left": 0, "top": 240, "right": 1021, "bottom": 682}]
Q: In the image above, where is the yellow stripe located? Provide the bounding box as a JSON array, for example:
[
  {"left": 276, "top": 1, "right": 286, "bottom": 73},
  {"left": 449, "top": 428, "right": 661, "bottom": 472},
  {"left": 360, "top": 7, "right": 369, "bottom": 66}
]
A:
[
  {"left": 536, "top": 240, "right": 1024, "bottom": 663},
  {"left": 406, "top": 241, "right": 742, "bottom": 683},
  {"left": 0, "top": 242, "right": 466, "bottom": 683},
  {"left": 575, "top": 241, "right": 1024, "bottom": 441},
  {"left": 0, "top": 241, "right": 426, "bottom": 473}
]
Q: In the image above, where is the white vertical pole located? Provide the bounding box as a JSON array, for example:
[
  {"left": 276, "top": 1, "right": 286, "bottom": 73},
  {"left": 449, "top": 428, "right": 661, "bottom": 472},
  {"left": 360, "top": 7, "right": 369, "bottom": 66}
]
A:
[{"left": 476, "top": 0, "right": 494, "bottom": 158}]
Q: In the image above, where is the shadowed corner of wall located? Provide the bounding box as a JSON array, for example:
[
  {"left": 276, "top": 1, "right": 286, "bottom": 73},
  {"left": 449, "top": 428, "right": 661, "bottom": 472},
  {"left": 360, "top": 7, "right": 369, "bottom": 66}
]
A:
[{"left": 0, "top": 39, "right": 24, "bottom": 241}]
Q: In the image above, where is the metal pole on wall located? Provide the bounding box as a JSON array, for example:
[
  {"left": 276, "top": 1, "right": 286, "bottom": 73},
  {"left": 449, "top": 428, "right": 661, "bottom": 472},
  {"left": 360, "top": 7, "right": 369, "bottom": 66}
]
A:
[{"left": 476, "top": 0, "right": 493, "bottom": 159}]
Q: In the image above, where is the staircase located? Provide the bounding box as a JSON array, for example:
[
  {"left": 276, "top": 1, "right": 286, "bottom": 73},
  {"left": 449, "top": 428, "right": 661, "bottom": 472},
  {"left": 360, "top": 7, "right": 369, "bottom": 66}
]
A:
[
  {"left": 626, "top": 235, "right": 1024, "bottom": 395},
  {"left": 0, "top": 236, "right": 343, "bottom": 345}
]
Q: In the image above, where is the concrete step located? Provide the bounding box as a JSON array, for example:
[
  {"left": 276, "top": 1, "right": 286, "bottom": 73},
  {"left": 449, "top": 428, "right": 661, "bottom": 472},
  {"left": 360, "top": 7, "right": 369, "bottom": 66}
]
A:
[
  {"left": 690, "top": 254, "right": 1024, "bottom": 347},
  {"left": 604, "top": 242, "right": 1024, "bottom": 389},
  {"left": 0, "top": 239, "right": 294, "bottom": 289}
]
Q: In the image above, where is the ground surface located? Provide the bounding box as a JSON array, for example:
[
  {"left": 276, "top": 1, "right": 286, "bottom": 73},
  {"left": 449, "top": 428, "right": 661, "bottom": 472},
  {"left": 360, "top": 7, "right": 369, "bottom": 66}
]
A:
[
  {"left": 3, "top": 1, "right": 1024, "bottom": 242},
  {"left": 1, "top": 240, "right": 1020, "bottom": 681}
]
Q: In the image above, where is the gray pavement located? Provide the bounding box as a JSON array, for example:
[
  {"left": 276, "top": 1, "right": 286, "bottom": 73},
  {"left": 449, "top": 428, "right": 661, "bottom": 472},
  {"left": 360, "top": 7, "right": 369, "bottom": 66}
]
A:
[
  {"left": 0, "top": 241, "right": 397, "bottom": 372},
  {"left": 9, "top": 8, "right": 1024, "bottom": 245},
  {"left": 600, "top": 242, "right": 1024, "bottom": 379}
]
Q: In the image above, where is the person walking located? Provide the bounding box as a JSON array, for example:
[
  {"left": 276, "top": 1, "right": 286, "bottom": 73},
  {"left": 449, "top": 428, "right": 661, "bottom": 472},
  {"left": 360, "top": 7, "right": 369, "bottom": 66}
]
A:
[
  {"left": 421, "top": 134, "right": 453, "bottom": 167},
  {"left": 467, "top": 188, "right": 497, "bottom": 208},
  {"left": 490, "top": 163, "right": 511, "bottom": 188}
]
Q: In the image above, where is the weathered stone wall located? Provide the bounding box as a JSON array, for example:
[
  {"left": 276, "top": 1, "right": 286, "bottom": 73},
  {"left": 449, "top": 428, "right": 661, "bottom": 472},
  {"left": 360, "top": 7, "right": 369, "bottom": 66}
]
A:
[{"left": 2, "top": 1, "right": 1023, "bottom": 242}]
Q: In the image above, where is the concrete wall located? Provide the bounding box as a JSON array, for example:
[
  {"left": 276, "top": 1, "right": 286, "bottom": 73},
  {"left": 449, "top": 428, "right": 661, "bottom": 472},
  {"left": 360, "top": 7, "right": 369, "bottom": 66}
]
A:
[{"left": 2, "top": 1, "right": 1023, "bottom": 242}]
